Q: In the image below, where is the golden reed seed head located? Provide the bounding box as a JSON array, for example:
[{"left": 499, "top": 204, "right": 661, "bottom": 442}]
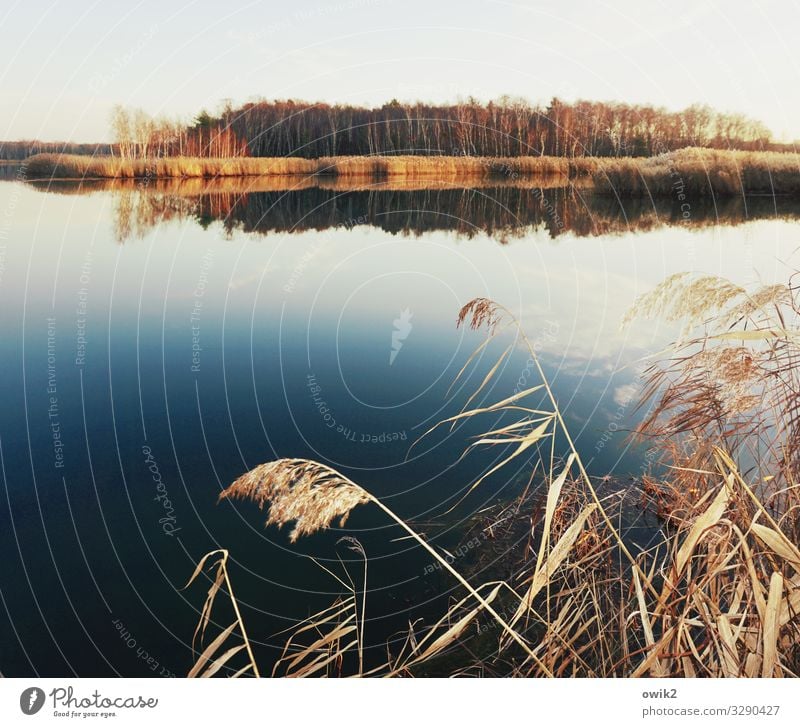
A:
[
  {"left": 457, "top": 298, "right": 503, "bottom": 333},
  {"left": 219, "top": 459, "right": 371, "bottom": 542},
  {"left": 624, "top": 272, "right": 746, "bottom": 328}
]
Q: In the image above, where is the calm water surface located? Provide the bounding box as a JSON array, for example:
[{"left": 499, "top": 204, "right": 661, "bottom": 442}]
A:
[{"left": 1, "top": 176, "right": 797, "bottom": 676}]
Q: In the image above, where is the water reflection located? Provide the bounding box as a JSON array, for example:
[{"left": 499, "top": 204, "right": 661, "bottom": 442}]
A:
[
  {"left": 25, "top": 175, "right": 800, "bottom": 243},
  {"left": 1, "top": 175, "right": 798, "bottom": 677}
]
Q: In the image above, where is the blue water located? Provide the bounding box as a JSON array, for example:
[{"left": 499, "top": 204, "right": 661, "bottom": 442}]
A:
[{"left": 1, "top": 179, "right": 796, "bottom": 676}]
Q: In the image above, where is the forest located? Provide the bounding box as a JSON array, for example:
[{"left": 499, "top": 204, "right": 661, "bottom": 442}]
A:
[
  {"left": 2, "top": 97, "right": 788, "bottom": 162},
  {"left": 0, "top": 140, "right": 113, "bottom": 161},
  {"left": 212, "top": 97, "right": 778, "bottom": 158}
]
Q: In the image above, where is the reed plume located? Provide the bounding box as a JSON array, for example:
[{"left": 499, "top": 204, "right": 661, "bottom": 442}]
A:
[
  {"left": 456, "top": 297, "right": 504, "bottom": 333},
  {"left": 220, "top": 459, "right": 369, "bottom": 542},
  {"left": 218, "top": 456, "right": 550, "bottom": 672}
]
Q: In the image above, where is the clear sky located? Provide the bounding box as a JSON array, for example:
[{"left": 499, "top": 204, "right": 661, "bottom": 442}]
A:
[{"left": 2, "top": 0, "right": 799, "bottom": 143}]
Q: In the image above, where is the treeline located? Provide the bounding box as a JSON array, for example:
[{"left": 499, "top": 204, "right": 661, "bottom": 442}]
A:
[
  {"left": 0, "top": 106, "right": 246, "bottom": 162},
  {"left": 109, "top": 106, "right": 247, "bottom": 160},
  {"left": 0, "top": 140, "right": 114, "bottom": 161},
  {"left": 208, "top": 97, "right": 777, "bottom": 158},
  {"left": 5, "top": 97, "right": 790, "bottom": 162}
]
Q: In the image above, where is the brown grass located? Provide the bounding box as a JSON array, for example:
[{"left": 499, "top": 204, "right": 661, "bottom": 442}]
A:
[
  {"left": 184, "top": 549, "right": 260, "bottom": 678},
  {"left": 590, "top": 147, "right": 800, "bottom": 196},
  {"left": 25, "top": 154, "right": 319, "bottom": 179},
  {"left": 186, "top": 285, "right": 800, "bottom": 678},
  {"left": 27, "top": 148, "right": 800, "bottom": 196},
  {"left": 25, "top": 153, "right": 573, "bottom": 181}
]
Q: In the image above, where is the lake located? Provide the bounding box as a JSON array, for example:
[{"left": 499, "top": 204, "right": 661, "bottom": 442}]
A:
[{"left": 1, "top": 172, "right": 798, "bottom": 676}]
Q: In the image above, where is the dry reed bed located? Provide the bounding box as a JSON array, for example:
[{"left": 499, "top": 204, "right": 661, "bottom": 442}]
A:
[
  {"left": 25, "top": 153, "right": 573, "bottom": 181},
  {"left": 590, "top": 147, "right": 800, "bottom": 196},
  {"left": 26, "top": 154, "right": 320, "bottom": 179},
  {"left": 25, "top": 148, "right": 800, "bottom": 196},
  {"left": 185, "top": 292, "right": 800, "bottom": 678}
]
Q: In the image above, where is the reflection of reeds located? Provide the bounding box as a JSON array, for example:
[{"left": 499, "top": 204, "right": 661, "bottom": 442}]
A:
[
  {"left": 49, "top": 180, "right": 800, "bottom": 245},
  {"left": 28, "top": 173, "right": 574, "bottom": 195},
  {"left": 187, "top": 290, "right": 800, "bottom": 678}
]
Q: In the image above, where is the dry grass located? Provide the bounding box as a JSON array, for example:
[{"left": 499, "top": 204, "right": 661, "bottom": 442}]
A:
[
  {"left": 590, "top": 147, "right": 800, "bottom": 196},
  {"left": 25, "top": 154, "right": 319, "bottom": 179},
  {"left": 186, "top": 286, "right": 800, "bottom": 678},
  {"left": 217, "top": 455, "right": 550, "bottom": 673},
  {"left": 26, "top": 149, "right": 800, "bottom": 197},
  {"left": 627, "top": 272, "right": 800, "bottom": 534},
  {"left": 25, "top": 153, "right": 573, "bottom": 181},
  {"left": 184, "top": 549, "right": 260, "bottom": 678}
]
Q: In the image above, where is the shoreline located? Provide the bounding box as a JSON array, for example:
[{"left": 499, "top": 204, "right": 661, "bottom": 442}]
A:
[{"left": 19, "top": 148, "right": 800, "bottom": 196}]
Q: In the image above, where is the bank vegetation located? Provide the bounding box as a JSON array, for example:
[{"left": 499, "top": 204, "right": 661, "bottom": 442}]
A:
[{"left": 186, "top": 280, "right": 800, "bottom": 678}]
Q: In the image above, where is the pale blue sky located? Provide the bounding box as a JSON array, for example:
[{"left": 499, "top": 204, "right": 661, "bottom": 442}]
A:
[{"left": 2, "top": 0, "right": 799, "bottom": 142}]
